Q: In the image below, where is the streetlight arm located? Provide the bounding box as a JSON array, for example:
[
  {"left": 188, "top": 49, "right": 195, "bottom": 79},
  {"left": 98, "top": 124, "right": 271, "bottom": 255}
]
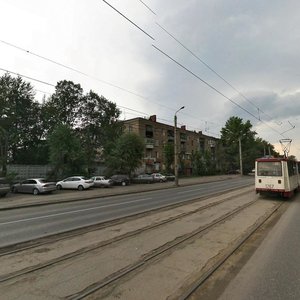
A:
[{"left": 175, "top": 106, "right": 185, "bottom": 116}]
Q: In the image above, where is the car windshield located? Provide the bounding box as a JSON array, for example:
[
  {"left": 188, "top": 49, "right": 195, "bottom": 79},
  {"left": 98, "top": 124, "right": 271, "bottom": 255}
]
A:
[{"left": 38, "top": 179, "right": 47, "bottom": 183}]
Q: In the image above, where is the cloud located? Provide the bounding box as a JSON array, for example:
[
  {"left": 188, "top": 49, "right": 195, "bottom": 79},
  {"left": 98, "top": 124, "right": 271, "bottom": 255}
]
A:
[{"left": 1, "top": 0, "right": 300, "bottom": 157}]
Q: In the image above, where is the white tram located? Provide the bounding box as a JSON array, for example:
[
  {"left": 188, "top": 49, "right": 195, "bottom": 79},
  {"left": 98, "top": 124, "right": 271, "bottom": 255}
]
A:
[{"left": 255, "top": 157, "right": 300, "bottom": 198}]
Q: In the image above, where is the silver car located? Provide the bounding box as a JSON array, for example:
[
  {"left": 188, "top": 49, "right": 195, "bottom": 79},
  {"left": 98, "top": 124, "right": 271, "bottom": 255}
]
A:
[
  {"left": 90, "top": 176, "right": 113, "bottom": 188},
  {"left": 12, "top": 178, "right": 57, "bottom": 195}
]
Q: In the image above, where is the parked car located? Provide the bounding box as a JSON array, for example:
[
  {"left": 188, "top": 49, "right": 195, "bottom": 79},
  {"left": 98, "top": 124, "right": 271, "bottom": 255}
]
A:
[
  {"left": 0, "top": 178, "right": 10, "bottom": 197},
  {"left": 227, "top": 169, "right": 240, "bottom": 174},
  {"left": 12, "top": 178, "right": 57, "bottom": 195},
  {"left": 162, "top": 173, "right": 175, "bottom": 181},
  {"left": 56, "top": 176, "right": 94, "bottom": 191},
  {"left": 151, "top": 173, "right": 167, "bottom": 182},
  {"left": 110, "top": 175, "right": 130, "bottom": 186},
  {"left": 132, "top": 174, "right": 155, "bottom": 184},
  {"left": 91, "top": 176, "right": 113, "bottom": 188}
]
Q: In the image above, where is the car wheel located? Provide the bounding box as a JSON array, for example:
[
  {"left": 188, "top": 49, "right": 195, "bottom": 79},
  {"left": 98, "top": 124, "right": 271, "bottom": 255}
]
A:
[
  {"left": 78, "top": 185, "right": 84, "bottom": 191},
  {"left": 121, "top": 181, "right": 126, "bottom": 186},
  {"left": 33, "top": 188, "right": 39, "bottom": 195},
  {"left": 56, "top": 184, "right": 62, "bottom": 190}
]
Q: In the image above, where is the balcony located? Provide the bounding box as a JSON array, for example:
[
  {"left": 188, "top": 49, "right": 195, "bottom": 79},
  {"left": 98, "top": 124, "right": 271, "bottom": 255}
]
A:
[
  {"left": 145, "top": 138, "right": 154, "bottom": 149},
  {"left": 144, "top": 157, "right": 155, "bottom": 165}
]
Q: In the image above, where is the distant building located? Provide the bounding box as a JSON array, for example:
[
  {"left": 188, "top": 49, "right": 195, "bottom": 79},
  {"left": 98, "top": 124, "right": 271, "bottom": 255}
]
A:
[{"left": 123, "top": 115, "right": 221, "bottom": 175}]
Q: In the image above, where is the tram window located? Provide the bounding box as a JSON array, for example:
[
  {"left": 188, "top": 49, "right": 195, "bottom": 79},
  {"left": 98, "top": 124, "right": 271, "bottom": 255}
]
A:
[
  {"left": 257, "top": 161, "right": 282, "bottom": 176},
  {"left": 287, "top": 161, "right": 297, "bottom": 176}
]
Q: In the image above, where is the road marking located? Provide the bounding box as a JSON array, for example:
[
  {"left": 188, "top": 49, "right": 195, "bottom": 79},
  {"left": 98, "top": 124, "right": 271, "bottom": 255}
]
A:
[{"left": 0, "top": 198, "right": 153, "bottom": 226}]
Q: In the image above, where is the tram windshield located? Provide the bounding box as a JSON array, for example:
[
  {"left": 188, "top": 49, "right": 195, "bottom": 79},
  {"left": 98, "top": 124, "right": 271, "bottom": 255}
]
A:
[{"left": 257, "top": 161, "right": 282, "bottom": 176}]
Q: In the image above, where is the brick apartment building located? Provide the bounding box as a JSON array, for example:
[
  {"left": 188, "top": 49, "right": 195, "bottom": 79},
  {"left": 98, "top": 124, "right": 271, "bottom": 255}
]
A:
[{"left": 123, "top": 115, "right": 221, "bottom": 175}]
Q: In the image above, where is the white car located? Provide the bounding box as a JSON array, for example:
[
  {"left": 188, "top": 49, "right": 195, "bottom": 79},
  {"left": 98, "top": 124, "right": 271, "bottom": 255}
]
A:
[
  {"left": 90, "top": 176, "right": 113, "bottom": 188},
  {"left": 56, "top": 176, "right": 94, "bottom": 191},
  {"left": 151, "top": 173, "right": 167, "bottom": 182}
]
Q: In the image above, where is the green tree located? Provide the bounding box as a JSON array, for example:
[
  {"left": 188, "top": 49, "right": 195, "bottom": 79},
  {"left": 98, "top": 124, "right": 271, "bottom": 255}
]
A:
[
  {"left": 42, "top": 80, "right": 83, "bottom": 133},
  {"left": 0, "top": 73, "right": 43, "bottom": 172},
  {"left": 78, "top": 90, "right": 123, "bottom": 172},
  {"left": 163, "top": 142, "right": 174, "bottom": 172},
  {"left": 106, "top": 133, "right": 144, "bottom": 176},
  {"left": 220, "top": 116, "right": 257, "bottom": 174},
  {"left": 191, "top": 151, "right": 204, "bottom": 175},
  {"left": 47, "top": 124, "right": 86, "bottom": 178}
]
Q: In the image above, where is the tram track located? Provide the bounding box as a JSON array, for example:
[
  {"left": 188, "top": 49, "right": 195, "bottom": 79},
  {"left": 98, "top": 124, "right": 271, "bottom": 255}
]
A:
[
  {"left": 72, "top": 199, "right": 284, "bottom": 300},
  {"left": 176, "top": 201, "right": 285, "bottom": 300},
  {"left": 0, "top": 188, "right": 252, "bottom": 284},
  {"left": 67, "top": 197, "right": 261, "bottom": 300},
  {"left": 0, "top": 187, "right": 281, "bottom": 300},
  {"left": 0, "top": 184, "right": 251, "bottom": 256}
]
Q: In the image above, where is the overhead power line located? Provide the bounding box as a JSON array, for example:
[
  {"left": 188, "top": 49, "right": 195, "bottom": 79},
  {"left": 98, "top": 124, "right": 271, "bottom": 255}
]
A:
[
  {"left": 0, "top": 40, "right": 222, "bottom": 130},
  {"left": 152, "top": 45, "right": 286, "bottom": 138},
  {"left": 156, "top": 22, "right": 282, "bottom": 126},
  {"left": 0, "top": 67, "right": 55, "bottom": 87},
  {"left": 102, "top": 0, "right": 155, "bottom": 40},
  {"left": 138, "top": 0, "right": 156, "bottom": 15},
  {"left": 0, "top": 67, "right": 212, "bottom": 135},
  {"left": 0, "top": 39, "right": 145, "bottom": 99}
]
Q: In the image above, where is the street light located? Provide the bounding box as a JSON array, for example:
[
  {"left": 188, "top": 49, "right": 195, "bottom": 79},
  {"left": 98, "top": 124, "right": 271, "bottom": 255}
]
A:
[{"left": 174, "top": 106, "right": 185, "bottom": 186}]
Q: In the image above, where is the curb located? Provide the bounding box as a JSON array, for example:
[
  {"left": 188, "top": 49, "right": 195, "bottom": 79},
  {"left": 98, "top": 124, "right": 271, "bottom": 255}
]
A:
[{"left": 0, "top": 176, "right": 244, "bottom": 211}]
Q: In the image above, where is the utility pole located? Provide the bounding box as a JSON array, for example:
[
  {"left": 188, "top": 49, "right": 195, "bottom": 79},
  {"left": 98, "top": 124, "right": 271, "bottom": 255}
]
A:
[
  {"left": 174, "top": 106, "right": 185, "bottom": 186},
  {"left": 239, "top": 137, "right": 243, "bottom": 175}
]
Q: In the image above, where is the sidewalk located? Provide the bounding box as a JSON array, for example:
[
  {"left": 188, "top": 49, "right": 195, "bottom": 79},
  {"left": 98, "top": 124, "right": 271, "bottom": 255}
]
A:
[{"left": 0, "top": 175, "right": 240, "bottom": 210}]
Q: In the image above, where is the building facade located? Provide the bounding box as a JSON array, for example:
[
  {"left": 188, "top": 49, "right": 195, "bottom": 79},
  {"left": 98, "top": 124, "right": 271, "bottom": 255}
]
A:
[{"left": 123, "top": 115, "right": 221, "bottom": 175}]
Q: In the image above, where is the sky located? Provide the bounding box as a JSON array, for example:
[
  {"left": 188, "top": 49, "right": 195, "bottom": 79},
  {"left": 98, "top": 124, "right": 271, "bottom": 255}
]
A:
[{"left": 1, "top": 0, "right": 300, "bottom": 158}]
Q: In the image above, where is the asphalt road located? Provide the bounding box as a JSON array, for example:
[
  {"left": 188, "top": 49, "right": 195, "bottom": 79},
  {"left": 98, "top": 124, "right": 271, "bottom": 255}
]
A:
[
  {"left": 0, "top": 177, "right": 253, "bottom": 248},
  {"left": 219, "top": 194, "right": 300, "bottom": 300}
]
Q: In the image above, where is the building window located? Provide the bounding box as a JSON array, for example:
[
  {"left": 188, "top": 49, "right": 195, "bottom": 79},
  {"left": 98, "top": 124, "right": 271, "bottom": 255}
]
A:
[
  {"left": 199, "top": 139, "right": 205, "bottom": 153},
  {"left": 180, "top": 133, "right": 187, "bottom": 141},
  {"left": 145, "top": 125, "right": 153, "bottom": 138}
]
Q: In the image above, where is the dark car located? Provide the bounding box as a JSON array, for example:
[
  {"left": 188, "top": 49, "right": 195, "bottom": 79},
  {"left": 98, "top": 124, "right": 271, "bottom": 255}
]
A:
[
  {"left": 12, "top": 178, "right": 57, "bottom": 195},
  {"left": 0, "top": 178, "right": 10, "bottom": 197},
  {"left": 110, "top": 175, "right": 130, "bottom": 186},
  {"left": 132, "top": 174, "right": 154, "bottom": 184}
]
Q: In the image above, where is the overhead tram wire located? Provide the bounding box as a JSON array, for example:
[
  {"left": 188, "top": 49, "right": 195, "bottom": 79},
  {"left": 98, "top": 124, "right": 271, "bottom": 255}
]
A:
[
  {"left": 138, "top": 0, "right": 157, "bottom": 15},
  {"left": 152, "top": 45, "right": 286, "bottom": 138},
  {"left": 102, "top": 0, "right": 155, "bottom": 40},
  {"left": 156, "top": 23, "right": 282, "bottom": 126}
]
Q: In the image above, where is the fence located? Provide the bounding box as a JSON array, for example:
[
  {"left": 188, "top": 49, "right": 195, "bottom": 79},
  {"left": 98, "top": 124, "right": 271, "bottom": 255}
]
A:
[
  {"left": 7, "top": 164, "right": 53, "bottom": 179},
  {"left": 7, "top": 164, "right": 107, "bottom": 180}
]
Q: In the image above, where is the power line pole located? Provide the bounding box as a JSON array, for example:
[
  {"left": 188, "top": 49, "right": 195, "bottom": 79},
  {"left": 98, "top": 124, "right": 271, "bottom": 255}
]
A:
[
  {"left": 239, "top": 137, "right": 243, "bottom": 175},
  {"left": 174, "top": 106, "right": 185, "bottom": 186}
]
